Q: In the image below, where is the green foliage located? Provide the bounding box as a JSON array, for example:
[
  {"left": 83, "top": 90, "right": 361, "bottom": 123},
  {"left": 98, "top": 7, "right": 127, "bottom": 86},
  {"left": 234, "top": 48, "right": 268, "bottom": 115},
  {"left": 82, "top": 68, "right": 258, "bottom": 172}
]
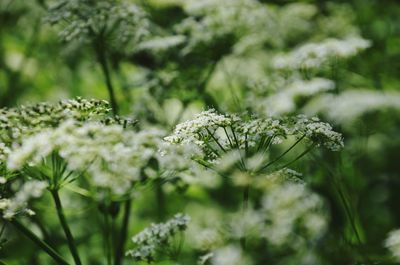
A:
[{"left": 0, "top": 0, "right": 400, "bottom": 265}]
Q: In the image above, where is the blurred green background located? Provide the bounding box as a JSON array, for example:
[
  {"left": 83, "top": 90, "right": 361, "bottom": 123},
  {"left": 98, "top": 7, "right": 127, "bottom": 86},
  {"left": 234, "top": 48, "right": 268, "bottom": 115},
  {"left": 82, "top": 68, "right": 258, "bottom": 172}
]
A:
[{"left": 1, "top": 0, "right": 400, "bottom": 264}]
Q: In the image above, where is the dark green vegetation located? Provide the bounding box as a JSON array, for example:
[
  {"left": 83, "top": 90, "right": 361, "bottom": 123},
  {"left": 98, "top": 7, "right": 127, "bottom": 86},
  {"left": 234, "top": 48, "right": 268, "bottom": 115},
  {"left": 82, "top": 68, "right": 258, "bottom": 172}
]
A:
[{"left": 0, "top": 0, "right": 400, "bottom": 264}]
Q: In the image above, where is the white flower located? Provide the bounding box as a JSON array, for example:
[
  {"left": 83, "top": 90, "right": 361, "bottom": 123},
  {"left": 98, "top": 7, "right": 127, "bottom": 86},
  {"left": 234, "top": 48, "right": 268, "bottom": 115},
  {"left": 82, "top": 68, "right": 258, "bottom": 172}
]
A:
[
  {"left": 262, "top": 182, "right": 327, "bottom": 247},
  {"left": 273, "top": 36, "right": 371, "bottom": 70},
  {"left": 385, "top": 229, "right": 400, "bottom": 262},
  {"left": 1, "top": 180, "right": 48, "bottom": 220},
  {"left": 127, "top": 213, "right": 190, "bottom": 262},
  {"left": 305, "top": 89, "right": 400, "bottom": 125},
  {"left": 294, "top": 115, "right": 344, "bottom": 151},
  {"left": 211, "top": 245, "right": 252, "bottom": 265}
]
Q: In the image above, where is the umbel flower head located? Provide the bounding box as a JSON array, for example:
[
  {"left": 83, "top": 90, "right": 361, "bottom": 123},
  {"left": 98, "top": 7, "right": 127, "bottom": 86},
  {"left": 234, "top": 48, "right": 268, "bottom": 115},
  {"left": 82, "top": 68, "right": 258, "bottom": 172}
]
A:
[
  {"left": 4, "top": 100, "right": 202, "bottom": 196},
  {"left": 6, "top": 120, "right": 157, "bottom": 195},
  {"left": 45, "top": 0, "right": 151, "bottom": 51},
  {"left": 0, "top": 97, "right": 115, "bottom": 145},
  {"left": 165, "top": 109, "right": 343, "bottom": 173},
  {"left": 126, "top": 213, "right": 190, "bottom": 262}
]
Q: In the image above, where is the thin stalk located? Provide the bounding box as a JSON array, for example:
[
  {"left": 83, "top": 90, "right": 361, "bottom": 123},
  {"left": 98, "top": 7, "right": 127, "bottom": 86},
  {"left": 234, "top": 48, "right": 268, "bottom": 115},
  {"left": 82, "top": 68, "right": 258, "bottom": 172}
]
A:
[
  {"left": 258, "top": 135, "right": 305, "bottom": 173},
  {"left": 155, "top": 180, "right": 166, "bottom": 221},
  {"left": 230, "top": 126, "right": 246, "bottom": 170},
  {"left": 50, "top": 190, "right": 82, "bottom": 265},
  {"left": 206, "top": 128, "right": 227, "bottom": 153},
  {"left": 95, "top": 43, "right": 119, "bottom": 116},
  {"left": 277, "top": 143, "right": 315, "bottom": 170},
  {"left": 240, "top": 185, "right": 250, "bottom": 250},
  {"left": 223, "top": 127, "right": 234, "bottom": 149},
  {"left": 114, "top": 199, "right": 132, "bottom": 265},
  {"left": 313, "top": 155, "right": 363, "bottom": 245},
  {"left": 9, "top": 219, "right": 69, "bottom": 265},
  {"left": 335, "top": 183, "right": 363, "bottom": 244},
  {"left": 256, "top": 135, "right": 267, "bottom": 152},
  {"left": 103, "top": 211, "right": 112, "bottom": 265},
  {"left": 310, "top": 154, "right": 370, "bottom": 264}
]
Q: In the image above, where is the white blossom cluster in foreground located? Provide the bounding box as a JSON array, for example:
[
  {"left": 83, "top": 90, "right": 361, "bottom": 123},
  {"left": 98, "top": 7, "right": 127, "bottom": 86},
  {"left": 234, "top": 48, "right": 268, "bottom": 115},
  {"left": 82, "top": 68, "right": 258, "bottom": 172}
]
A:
[
  {"left": 5, "top": 120, "right": 201, "bottom": 195},
  {"left": 0, "top": 99, "right": 341, "bottom": 264},
  {"left": 165, "top": 109, "right": 343, "bottom": 167}
]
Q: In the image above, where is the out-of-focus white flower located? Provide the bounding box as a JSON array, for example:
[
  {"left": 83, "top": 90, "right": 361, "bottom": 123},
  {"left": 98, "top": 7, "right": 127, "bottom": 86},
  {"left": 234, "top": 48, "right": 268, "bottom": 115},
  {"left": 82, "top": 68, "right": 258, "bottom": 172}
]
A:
[
  {"left": 0, "top": 177, "right": 6, "bottom": 184},
  {"left": 262, "top": 182, "right": 327, "bottom": 247},
  {"left": 227, "top": 208, "right": 264, "bottom": 240},
  {"left": 137, "top": 35, "right": 186, "bottom": 52},
  {"left": 126, "top": 213, "right": 190, "bottom": 262},
  {"left": 186, "top": 205, "right": 225, "bottom": 251},
  {"left": 385, "top": 229, "right": 400, "bottom": 262},
  {"left": 1, "top": 180, "right": 48, "bottom": 220},
  {"left": 211, "top": 245, "right": 252, "bottom": 265},
  {"left": 273, "top": 36, "right": 371, "bottom": 70},
  {"left": 305, "top": 89, "right": 400, "bottom": 125},
  {"left": 198, "top": 252, "right": 214, "bottom": 265}
]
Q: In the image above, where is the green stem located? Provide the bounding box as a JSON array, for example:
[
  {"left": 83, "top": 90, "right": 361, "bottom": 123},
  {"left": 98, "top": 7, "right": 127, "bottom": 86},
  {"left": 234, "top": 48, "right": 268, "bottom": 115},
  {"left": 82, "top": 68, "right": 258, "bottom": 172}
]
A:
[
  {"left": 104, "top": 211, "right": 112, "bottom": 265},
  {"left": 50, "top": 190, "right": 82, "bottom": 265},
  {"left": 277, "top": 143, "right": 315, "bottom": 170},
  {"left": 95, "top": 42, "right": 119, "bottom": 116},
  {"left": 155, "top": 180, "right": 166, "bottom": 221},
  {"left": 206, "top": 128, "right": 226, "bottom": 153},
  {"left": 114, "top": 199, "right": 132, "bottom": 265},
  {"left": 240, "top": 185, "right": 250, "bottom": 250},
  {"left": 9, "top": 219, "right": 70, "bottom": 265},
  {"left": 258, "top": 135, "right": 305, "bottom": 173}
]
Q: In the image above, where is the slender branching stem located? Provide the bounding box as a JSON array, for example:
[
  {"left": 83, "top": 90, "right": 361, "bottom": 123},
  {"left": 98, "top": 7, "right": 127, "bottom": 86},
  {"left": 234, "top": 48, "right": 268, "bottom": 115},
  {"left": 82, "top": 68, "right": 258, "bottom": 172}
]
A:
[
  {"left": 50, "top": 190, "right": 82, "bottom": 265},
  {"left": 230, "top": 126, "right": 246, "bottom": 170},
  {"left": 223, "top": 127, "right": 235, "bottom": 149},
  {"left": 206, "top": 128, "right": 227, "bottom": 152},
  {"left": 258, "top": 135, "right": 306, "bottom": 173},
  {"left": 114, "top": 199, "right": 132, "bottom": 265},
  {"left": 103, "top": 211, "right": 112, "bottom": 265},
  {"left": 240, "top": 185, "right": 250, "bottom": 250},
  {"left": 9, "top": 219, "right": 70, "bottom": 265},
  {"left": 311, "top": 154, "right": 371, "bottom": 264},
  {"left": 94, "top": 42, "right": 119, "bottom": 116},
  {"left": 278, "top": 143, "right": 315, "bottom": 170}
]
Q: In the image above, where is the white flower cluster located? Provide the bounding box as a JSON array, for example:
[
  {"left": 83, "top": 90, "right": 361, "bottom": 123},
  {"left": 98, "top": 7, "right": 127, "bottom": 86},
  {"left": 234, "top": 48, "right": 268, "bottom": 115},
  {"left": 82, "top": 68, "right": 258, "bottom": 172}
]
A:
[
  {"left": 0, "top": 97, "right": 111, "bottom": 145},
  {"left": 176, "top": 0, "right": 273, "bottom": 54},
  {"left": 0, "top": 180, "right": 47, "bottom": 220},
  {"left": 273, "top": 36, "right": 371, "bottom": 70},
  {"left": 305, "top": 89, "right": 400, "bottom": 125},
  {"left": 276, "top": 3, "right": 317, "bottom": 43},
  {"left": 294, "top": 115, "right": 344, "bottom": 151},
  {"left": 45, "top": 0, "right": 151, "bottom": 50},
  {"left": 259, "top": 78, "right": 335, "bottom": 116},
  {"left": 166, "top": 109, "right": 343, "bottom": 168},
  {"left": 165, "top": 109, "right": 233, "bottom": 147},
  {"left": 6, "top": 118, "right": 203, "bottom": 195},
  {"left": 385, "top": 229, "right": 400, "bottom": 262},
  {"left": 126, "top": 213, "right": 190, "bottom": 262},
  {"left": 262, "top": 182, "right": 327, "bottom": 247},
  {"left": 210, "top": 245, "right": 252, "bottom": 265},
  {"left": 7, "top": 121, "right": 144, "bottom": 194},
  {"left": 137, "top": 35, "right": 186, "bottom": 53},
  {"left": 0, "top": 143, "right": 10, "bottom": 163}
]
